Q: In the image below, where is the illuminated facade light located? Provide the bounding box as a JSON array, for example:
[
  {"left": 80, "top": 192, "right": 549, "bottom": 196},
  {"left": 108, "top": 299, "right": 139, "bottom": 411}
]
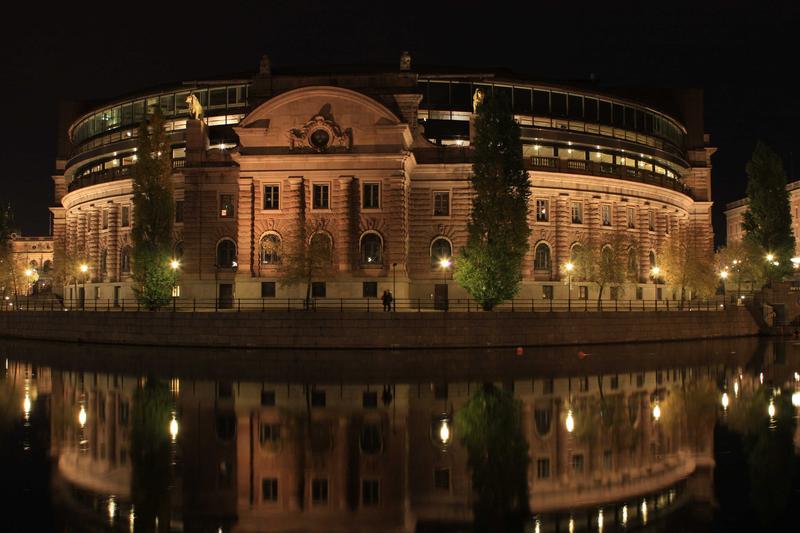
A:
[
  {"left": 565, "top": 409, "right": 575, "bottom": 433},
  {"left": 79, "top": 405, "right": 87, "bottom": 427},
  {"left": 169, "top": 415, "right": 179, "bottom": 441},
  {"left": 652, "top": 402, "right": 661, "bottom": 422}
]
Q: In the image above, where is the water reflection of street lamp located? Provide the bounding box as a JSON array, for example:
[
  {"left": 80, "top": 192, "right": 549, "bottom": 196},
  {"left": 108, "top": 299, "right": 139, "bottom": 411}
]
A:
[
  {"left": 792, "top": 392, "right": 800, "bottom": 408},
  {"left": 434, "top": 414, "right": 452, "bottom": 449},
  {"left": 652, "top": 401, "right": 661, "bottom": 422},
  {"left": 169, "top": 414, "right": 179, "bottom": 442},
  {"left": 768, "top": 398, "right": 776, "bottom": 419},
  {"left": 78, "top": 404, "right": 87, "bottom": 427},
  {"left": 721, "top": 392, "right": 730, "bottom": 411}
]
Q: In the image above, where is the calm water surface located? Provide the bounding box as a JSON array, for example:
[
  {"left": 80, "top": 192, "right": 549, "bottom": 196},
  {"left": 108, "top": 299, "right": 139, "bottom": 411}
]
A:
[{"left": 1, "top": 338, "right": 799, "bottom": 532}]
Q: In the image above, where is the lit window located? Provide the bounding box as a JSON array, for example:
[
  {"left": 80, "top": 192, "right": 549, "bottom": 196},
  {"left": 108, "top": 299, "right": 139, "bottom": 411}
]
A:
[
  {"left": 260, "top": 234, "right": 281, "bottom": 265},
  {"left": 431, "top": 238, "right": 452, "bottom": 267},
  {"left": 216, "top": 239, "right": 237, "bottom": 268},
  {"left": 536, "top": 458, "right": 550, "bottom": 480},
  {"left": 648, "top": 211, "right": 655, "bottom": 231}
]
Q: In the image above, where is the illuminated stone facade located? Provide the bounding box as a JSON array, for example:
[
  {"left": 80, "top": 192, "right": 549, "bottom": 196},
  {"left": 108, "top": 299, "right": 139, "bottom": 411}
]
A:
[
  {"left": 52, "top": 55, "right": 715, "bottom": 304},
  {"left": 724, "top": 180, "right": 800, "bottom": 252}
]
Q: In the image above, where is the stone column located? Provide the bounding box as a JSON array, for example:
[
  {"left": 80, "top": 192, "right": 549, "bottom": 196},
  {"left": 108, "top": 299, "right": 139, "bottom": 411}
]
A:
[
  {"left": 335, "top": 176, "right": 354, "bottom": 272},
  {"left": 236, "top": 176, "right": 254, "bottom": 278},
  {"left": 108, "top": 204, "right": 119, "bottom": 282}
]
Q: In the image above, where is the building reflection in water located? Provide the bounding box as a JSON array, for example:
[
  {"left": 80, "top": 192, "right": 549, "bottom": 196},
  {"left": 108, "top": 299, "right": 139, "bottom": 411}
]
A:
[{"left": 1, "top": 340, "right": 799, "bottom": 532}]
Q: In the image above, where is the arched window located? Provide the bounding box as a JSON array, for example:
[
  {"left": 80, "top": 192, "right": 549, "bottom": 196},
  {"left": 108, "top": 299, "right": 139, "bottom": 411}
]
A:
[
  {"left": 569, "top": 243, "right": 583, "bottom": 263},
  {"left": 217, "top": 239, "right": 237, "bottom": 268},
  {"left": 430, "top": 238, "right": 452, "bottom": 267},
  {"left": 42, "top": 260, "right": 52, "bottom": 273},
  {"left": 360, "top": 232, "right": 383, "bottom": 265},
  {"left": 601, "top": 245, "right": 615, "bottom": 270},
  {"left": 174, "top": 241, "right": 184, "bottom": 259},
  {"left": 534, "top": 242, "right": 551, "bottom": 271},
  {"left": 310, "top": 232, "right": 333, "bottom": 262},
  {"left": 627, "top": 247, "right": 639, "bottom": 280},
  {"left": 120, "top": 246, "right": 131, "bottom": 274},
  {"left": 260, "top": 233, "right": 281, "bottom": 265},
  {"left": 29, "top": 260, "right": 38, "bottom": 269}
]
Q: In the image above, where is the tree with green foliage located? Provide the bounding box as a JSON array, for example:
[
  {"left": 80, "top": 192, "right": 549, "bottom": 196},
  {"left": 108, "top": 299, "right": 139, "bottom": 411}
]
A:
[
  {"left": 455, "top": 383, "right": 530, "bottom": 532},
  {"left": 658, "top": 232, "right": 717, "bottom": 305},
  {"left": 279, "top": 223, "right": 334, "bottom": 308},
  {"left": 742, "top": 142, "right": 796, "bottom": 282},
  {"left": 454, "top": 95, "right": 531, "bottom": 311},
  {"left": 715, "top": 240, "right": 766, "bottom": 296},
  {"left": 572, "top": 233, "right": 630, "bottom": 309},
  {"left": 131, "top": 111, "right": 177, "bottom": 310}
]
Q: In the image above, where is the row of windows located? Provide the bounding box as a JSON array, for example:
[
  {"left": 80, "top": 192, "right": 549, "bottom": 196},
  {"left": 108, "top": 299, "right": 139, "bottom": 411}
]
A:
[
  {"left": 535, "top": 199, "right": 668, "bottom": 232},
  {"left": 533, "top": 242, "right": 657, "bottom": 274},
  {"left": 72, "top": 85, "right": 249, "bottom": 145},
  {"left": 261, "top": 184, "right": 450, "bottom": 214},
  {"left": 418, "top": 80, "right": 686, "bottom": 149},
  {"left": 261, "top": 474, "right": 450, "bottom": 505}
]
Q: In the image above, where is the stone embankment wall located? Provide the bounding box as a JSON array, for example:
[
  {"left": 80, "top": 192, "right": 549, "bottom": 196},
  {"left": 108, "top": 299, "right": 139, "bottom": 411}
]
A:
[{"left": 0, "top": 309, "right": 759, "bottom": 349}]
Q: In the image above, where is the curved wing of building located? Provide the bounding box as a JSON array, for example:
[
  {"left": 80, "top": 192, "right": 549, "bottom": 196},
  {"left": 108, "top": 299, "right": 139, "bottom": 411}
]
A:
[{"left": 51, "top": 55, "right": 714, "bottom": 304}]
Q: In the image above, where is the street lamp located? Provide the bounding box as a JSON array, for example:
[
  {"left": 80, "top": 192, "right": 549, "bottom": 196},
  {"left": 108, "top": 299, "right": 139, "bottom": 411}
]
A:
[
  {"left": 439, "top": 257, "right": 451, "bottom": 311},
  {"left": 652, "top": 401, "right": 661, "bottom": 422},
  {"left": 77, "top": 263, "right": 89, "bottom": 309},
  {"left": 766, "top": 253, "right": 775, "bottom": 263},
  {"left": 565, "top": 408, "right": 575, "bottom": 433},
  {"left": 565, "top": 261, "right": 574, "bottom": 311}
]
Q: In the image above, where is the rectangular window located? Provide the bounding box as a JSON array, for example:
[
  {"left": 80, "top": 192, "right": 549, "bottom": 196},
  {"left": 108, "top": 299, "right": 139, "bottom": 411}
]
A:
[
  {"left": 648, "top": 211, "right": 655, "bottom": 231},
  {"left": 362, "top": 391, "right": 378, "bottom": 408},
  {"left": 311, "top": 281, "right": 326, "bottom": 298},
  {"left": 571, "top": 202, "right": 583, "bottom": 224},
  {"left": 263, "top": 185, "right": 280, "bottom": 210},
  {"left": 601, "top": 205, "right": 612, "bottom": 226},
  {"left": 536, "top": 458, "right": 550, "bottom": 479},
  {"left": 362, "top": 479, "right": 380, "bottom": 506},
  {"left": 665, "top": 215, "right": 670, "bottom": 234},
  {"left": 433, "top": 191, "right": 450, "bottom": 216},
  {"left": 434, "top": 468, "right": 451, "bottom": 490},
  {"left": 261, "top": 281, "right": 276, "bottom": 298},
  {"left": 260, "top": 424, "right": 281, "bottom": 445},
  {"left": 121, "top": 205, "right": 130, "bottom": 227},
  {"left": 571, "top": 454, "right": 584, "bottom": 474},
  {"left": 579, "top": 286, "right": 588, "bottom": 300},
  {"left": 102, "top": 210, "right": 109, "bottom": 229},
  {"left": 312, "top": 479, "right": 329, "bottom": 505},
  {"left": 636, "top": 286, "right": 643, "bottom": 300},
  {"left": 542, "top": 285, "right": 553, "bottom": 299},
  {"left": 220, "top": 194, "right": 234, "bottom": 218},
  {"left": 627, "top": 207, "right": 636, "bottom": 229},
  {"left": 262, "top": 478, "right": 278, "bottom": 502},
  {"left": 311, "top": 389, "right": 326, "bottom": 407},
  {"left": 536, "top": 199, "right": 549, "bottom": 222},
  {"left": 610, "top": 375, "right": 619, "bottom": 390},
  {"left": 656, "top": 287, "right": 663, "bottom": 300},
  {"left": 543, "top": 378, "right": 554, "bottom": 395},
  {"left": 175, "top": 200, "right": 184, "bottom": 223},
  {"left": 604, "top": 450, "right": 613, "bottom": 470},
  {"left": 363, "top": 183, "right": 380, "bottom": 209},
  {"left": 362, "top": 281, "right": 378, "bottom": 298},
  {"left": 313, "top": 184, "right": 329, "bottom": 209},
  {"left": 261, "top": 390, "right": 276, "bottom": 406}
]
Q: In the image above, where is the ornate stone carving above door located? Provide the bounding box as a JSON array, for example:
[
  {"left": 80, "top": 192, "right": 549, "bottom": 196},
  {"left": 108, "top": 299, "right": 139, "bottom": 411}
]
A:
[{"left": 288, "top": 113, "right": 352, "bottom": 153}]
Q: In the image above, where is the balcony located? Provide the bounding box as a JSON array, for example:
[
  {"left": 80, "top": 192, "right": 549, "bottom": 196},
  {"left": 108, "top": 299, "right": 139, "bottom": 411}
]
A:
[
  {"left": 67, "top": 159, "right": 187, "bottom": 193},
  {"left": 528, "top": 156, "right": 692, "bottom": 197}
]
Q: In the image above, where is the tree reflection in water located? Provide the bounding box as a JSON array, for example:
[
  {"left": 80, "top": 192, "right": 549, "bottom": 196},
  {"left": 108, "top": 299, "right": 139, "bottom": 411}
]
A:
[{"left": 131, "top": 377, "right": 175, "bottom": 533}]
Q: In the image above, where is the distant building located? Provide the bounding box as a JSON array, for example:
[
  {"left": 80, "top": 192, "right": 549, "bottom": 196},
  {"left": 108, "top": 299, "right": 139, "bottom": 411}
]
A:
[
  {"left": 724, "top": 180, "right": 800, "bottom": 252},
  {"left": 8, "top": 234, "right": 54, "bottom": 294},
  {"left": 51, "top": 54, "right": 715, "bottom": 305}
]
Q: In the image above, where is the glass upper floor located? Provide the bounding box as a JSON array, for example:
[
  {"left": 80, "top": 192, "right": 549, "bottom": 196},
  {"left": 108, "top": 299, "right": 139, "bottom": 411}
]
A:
[
  {"left": 417, "top": 78, "right": 688, "bottom": 156},
  {"left": 69, "top": 83, "right": 250, "bottom": 147}
]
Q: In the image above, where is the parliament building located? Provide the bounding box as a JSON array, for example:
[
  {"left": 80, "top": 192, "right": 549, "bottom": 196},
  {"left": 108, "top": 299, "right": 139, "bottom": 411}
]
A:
[{"left": 51, "top": 54, "right": 715, "bottom": 305}]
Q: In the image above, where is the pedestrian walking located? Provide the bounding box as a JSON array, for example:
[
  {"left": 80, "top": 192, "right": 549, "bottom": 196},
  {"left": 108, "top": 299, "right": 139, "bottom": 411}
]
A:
[{"left": 382, "top": 290, "right": 392, "bottom": 312}]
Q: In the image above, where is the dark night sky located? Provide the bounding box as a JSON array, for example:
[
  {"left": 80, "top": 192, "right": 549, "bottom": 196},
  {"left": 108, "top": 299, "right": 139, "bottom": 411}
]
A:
[{"left": 1, "top": 2, "right": 798, "bottom": 246}]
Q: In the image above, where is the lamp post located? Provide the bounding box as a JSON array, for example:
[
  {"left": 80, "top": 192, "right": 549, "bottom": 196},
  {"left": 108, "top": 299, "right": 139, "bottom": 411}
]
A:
[
  {"left": 78, "top": 263, "right": 89, "bottom": 309},
  {"left": 439, "top": 257, "right": 451, "bottom": 311},
  {"left": 170, "top": 259, "right": 180, "bottom": 310},
  {"left": 650, "top": 266, "right": 661, "bottom": 305},
  {"left": 564, "top": 261, "right": 574, "bottom": 311},
  {"left": 392, "top": 262, "right": 397, "bottom": 311}
]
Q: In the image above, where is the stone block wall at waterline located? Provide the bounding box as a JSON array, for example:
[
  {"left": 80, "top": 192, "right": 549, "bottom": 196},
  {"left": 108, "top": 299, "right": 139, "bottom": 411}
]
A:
[{"left": 0, "top": 309, "right": 759, "bottom": 349}]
